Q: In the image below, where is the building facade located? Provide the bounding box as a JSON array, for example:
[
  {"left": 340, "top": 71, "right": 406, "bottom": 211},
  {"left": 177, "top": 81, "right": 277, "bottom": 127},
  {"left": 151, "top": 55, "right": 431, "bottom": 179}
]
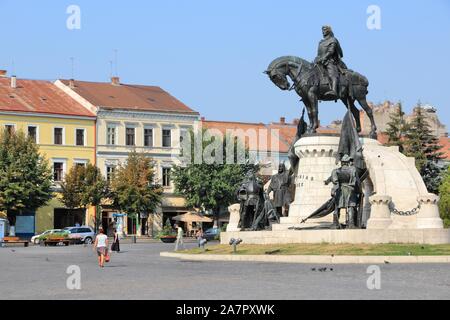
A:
[
  {"left": 55, "top": 77, "right": 200, "bottom": 236},
  {"left": 0, "top": 75, "right": 96, "bottom": 236}
]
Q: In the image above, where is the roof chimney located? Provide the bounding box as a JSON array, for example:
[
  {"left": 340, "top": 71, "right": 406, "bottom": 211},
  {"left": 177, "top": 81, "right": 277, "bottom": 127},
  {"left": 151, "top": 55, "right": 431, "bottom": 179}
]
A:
[
  {"left": 10, "top": 75, "right": 16, "bottom": 88},
  {"left": 111, "top": 76, "right": 120, "bottom": 86},
  {"left": 69, "top": 78, "right": 75, "bottom": 89},
  {"left": 0, "top": 70, "right": 7, "bottom": 77},
  {"left": 280, "top": 117, "right": 286, "bottom": 125}
]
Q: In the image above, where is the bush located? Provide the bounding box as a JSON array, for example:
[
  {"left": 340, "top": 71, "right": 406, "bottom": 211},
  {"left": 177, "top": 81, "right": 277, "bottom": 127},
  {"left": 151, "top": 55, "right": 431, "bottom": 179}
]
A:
[
  {"left": 41, "top": 232, "right": 69, "bottom": 240},
  {"left": 156, "top": 219, "right": 177, "bottom": 239}
]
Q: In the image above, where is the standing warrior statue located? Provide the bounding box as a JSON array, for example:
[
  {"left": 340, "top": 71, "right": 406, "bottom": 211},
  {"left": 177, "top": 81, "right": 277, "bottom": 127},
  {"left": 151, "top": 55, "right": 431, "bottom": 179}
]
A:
[
  {"left": 325, "top": 154, "right": 361, "bottom": 229},
  {"left": 267, "top": 163, "right": 292, "bottom": 219},
  {"left": 314, "top": 25, "right": 348, "bottom": 99}
]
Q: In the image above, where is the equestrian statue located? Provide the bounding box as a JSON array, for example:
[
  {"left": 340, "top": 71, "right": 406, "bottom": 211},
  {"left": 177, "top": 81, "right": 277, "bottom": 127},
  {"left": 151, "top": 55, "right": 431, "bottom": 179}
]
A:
[{"left": 265, "top": 25, "right": 378, "bottom": 139}]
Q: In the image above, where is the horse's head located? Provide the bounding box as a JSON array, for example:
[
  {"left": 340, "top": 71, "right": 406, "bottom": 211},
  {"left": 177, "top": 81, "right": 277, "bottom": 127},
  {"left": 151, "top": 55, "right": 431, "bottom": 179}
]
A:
[
  {"left": 265, "top": 56, "right": 311, "bottom": 91},
  {"left": 264, "top": 66, "right": 290, "bottom": 91}
]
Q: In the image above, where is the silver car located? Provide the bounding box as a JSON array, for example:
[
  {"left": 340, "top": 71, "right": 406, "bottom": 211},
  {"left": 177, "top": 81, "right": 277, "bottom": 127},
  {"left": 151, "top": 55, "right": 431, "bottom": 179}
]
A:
[{"left": 64, "top": 226, "right": 96, "bottom": 244}]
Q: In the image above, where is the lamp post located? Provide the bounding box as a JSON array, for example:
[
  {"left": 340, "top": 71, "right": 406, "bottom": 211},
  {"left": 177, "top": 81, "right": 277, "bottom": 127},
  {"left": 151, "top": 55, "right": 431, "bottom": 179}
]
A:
[{"left": 229, "top": 238, "right": 242, "bottom": 253}]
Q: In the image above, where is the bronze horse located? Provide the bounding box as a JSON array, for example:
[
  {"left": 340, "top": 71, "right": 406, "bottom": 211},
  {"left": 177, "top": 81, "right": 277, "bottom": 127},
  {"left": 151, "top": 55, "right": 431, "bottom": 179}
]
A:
[{"left": 265, "top": 56, "right": 377, "bottom": 138}]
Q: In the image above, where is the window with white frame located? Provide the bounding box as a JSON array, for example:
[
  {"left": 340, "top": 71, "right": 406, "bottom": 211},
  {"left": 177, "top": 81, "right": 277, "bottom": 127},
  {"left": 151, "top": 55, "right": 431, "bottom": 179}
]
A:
[
  {"left": 106, "top": 165, "right": 116, "bottom": 182},
  {"left": 53, "top": 162, "right": 64, "bottom": 181},
  {"left": 126, "top": 127, "right": 135, "bottom": 146},
  {"left": 162, "top": 129, "right": 171, "bottom": 147},
  {"left": 27, "top": 125, "right": 38, "bottom": 143},
  {"left": 54, "top": 127, "right": 64, "bottom": 145},
  {"left": 74, "top": 159, "right": 88, "bottom": 168},
  {"left": 162, "top": 167, "right": 171, "bottom": 187},
  {"left": 107, "top": 125, "right": 116, "bottom": 145},
  {"left": 76, "top": 129, "right": 85, "bottom": 146},
  {"left": 4, "top": 124, "right": 15, "bottom": 135},
  {"left": 144, "top": 128, "right": 153, "bottom": 147}
]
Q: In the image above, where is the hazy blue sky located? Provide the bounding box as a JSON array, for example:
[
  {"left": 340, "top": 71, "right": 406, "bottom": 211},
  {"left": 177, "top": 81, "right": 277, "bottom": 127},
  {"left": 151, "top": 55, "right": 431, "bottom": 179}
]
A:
[{"left": 0, "top": 0, "right": 449, "bottom": 127}]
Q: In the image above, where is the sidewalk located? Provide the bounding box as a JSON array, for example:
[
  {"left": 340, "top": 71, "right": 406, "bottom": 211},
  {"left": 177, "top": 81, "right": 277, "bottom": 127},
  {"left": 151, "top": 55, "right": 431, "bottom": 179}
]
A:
[
  {"left": 118, "top": 236, "right": 199, "bottom": 244},
  {"left": 160, "top": 252, "right": 450, "bottom": 264}
]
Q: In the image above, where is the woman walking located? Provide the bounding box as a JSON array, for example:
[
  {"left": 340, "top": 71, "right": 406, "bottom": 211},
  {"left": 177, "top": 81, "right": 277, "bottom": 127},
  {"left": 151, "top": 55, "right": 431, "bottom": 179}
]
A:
[
  {"left": 93, "top": 227, "right": 108, "bottom": 268},
  {"left": 111, "top": 228, "right": 120, "bottom": 253}
]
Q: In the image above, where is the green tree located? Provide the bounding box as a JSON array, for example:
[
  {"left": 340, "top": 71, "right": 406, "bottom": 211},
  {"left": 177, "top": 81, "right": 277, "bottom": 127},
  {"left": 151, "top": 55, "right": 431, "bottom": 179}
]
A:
[
  {"left": 438, "top": 167, "right": 450, "bottom": 228},
  {"left": 385, "top": 102, "right": 409, "bottom": 153},
  {"left": 60, "top": 163, "right": 108, "bottom": 231},
  {"left": 82, "top": 164, "right": 108, "bottom": 231},
  {"left": 172, "top": 129, "right": 255, "bottom": 226},
  {"left": 404, "top": 104, "right": 444, "bottom": 194},
  {"left": 60, "top": 165, "right": 86, "bottom": 210},
  {"left": 0, "top": 129, "right": 53, "bottom": 226},
  {"left": 110, "top": 151, "right": 163, "bottom": 235}
]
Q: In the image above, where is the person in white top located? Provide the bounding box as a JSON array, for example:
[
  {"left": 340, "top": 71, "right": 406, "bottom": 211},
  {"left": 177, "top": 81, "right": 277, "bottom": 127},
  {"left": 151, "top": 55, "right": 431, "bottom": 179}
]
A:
[
  {"left": 93, "top": 228, "right": 109, "bottom": 268},
  {"left": 174, "top": 224, "right": 185, "bottom": 251}
]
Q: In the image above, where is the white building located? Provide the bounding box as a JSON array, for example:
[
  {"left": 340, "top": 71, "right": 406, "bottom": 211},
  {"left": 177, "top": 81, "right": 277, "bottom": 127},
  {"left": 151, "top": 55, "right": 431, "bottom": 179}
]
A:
[{"left": 55, "top": 77, "right": 200, "bottom": 236}]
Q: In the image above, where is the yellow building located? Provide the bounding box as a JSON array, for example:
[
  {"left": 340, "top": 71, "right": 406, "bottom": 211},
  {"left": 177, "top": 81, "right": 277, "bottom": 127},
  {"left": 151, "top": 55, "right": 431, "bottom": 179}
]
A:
[{"left": 0, "top": 74, "right": 96, "bottom": 236}]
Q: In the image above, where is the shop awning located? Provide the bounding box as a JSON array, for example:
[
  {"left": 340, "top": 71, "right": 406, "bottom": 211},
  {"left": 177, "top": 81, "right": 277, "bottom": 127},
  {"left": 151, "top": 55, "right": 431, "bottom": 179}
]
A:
[{"left": 171, "top": 212, "right": 213, "bottom": 223}]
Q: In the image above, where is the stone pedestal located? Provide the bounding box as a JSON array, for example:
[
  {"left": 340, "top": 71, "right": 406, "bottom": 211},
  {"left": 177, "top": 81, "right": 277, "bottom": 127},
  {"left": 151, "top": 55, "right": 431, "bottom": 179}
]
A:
[
  {"left": 226, "top": 204, "right": 241, "bottom": 232},
  {"left": 273, "top": 135, "right": 340, "bottom": 230},
  {"left": 416, "top": 194, "right": 443, "bottom": 229},
  {"left": 366, "top": 195, "right": 392, "bottom": 229}
]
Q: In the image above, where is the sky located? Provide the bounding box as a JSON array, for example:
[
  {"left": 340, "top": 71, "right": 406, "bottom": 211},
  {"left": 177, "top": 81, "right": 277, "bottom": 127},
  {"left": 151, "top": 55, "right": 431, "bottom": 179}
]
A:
[{"left": 0, "top": 0, "right": 449, "bottom": 128}]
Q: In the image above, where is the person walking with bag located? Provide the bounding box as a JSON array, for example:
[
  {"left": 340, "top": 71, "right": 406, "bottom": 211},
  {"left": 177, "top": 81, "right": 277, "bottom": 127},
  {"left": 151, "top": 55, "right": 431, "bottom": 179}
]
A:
[
  {"left": 93, "top": 227, "right": 109, "bottom": 268},
  {"left": 111, "top": 228, "right": 120, "bottom": 253}
]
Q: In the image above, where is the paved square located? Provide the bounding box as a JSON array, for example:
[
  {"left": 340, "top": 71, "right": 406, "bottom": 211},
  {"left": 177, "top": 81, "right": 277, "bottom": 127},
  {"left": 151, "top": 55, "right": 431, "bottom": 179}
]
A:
[{"left": 1, "top": 242, "right": 449, "bottom": 300}]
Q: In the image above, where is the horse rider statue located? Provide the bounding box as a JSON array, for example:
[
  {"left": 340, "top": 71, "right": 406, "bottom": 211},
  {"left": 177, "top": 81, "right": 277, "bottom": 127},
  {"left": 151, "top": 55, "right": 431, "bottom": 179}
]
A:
[{"left": 314, "top": 25, "right": 348, "bottom": 99}]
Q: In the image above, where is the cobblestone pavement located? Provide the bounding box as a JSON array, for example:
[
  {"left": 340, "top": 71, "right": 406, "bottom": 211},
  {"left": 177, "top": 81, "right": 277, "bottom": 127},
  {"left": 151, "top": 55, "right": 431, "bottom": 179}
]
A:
[{"left": 1, "top": 242, "right": 449, "bottom": 300}]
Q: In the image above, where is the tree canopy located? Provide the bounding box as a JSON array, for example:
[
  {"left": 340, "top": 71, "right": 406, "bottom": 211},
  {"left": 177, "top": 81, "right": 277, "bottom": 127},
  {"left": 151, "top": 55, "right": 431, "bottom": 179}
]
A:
[
  {"left": 0, "top": 129, "right": 53, "bottom": 224},
  {"left": 60, "top": 163, "right": 108, "bottom": 230},
  {"left": 172, "top": 129, "right": 256, "bottom": 224},
  {"left": 385, "top": 102, "right": 409, "bottom": 153},
  {"left": 403, "top": 105, "right": 444, "bottom": 194},
  {"left": 438, "top": 167, "right": 450, "bottom": 228},
  {"left": 109, "top": 151, "right": 163, "bottom": 231}
]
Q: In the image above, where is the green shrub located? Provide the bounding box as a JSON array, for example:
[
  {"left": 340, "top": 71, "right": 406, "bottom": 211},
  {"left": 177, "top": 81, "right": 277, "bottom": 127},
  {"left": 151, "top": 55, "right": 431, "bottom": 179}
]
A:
[
  {"left": 156, "top": 218, "right": 177, "bottom": 239},
  {"left": 43, "top": 232, "right": 69, "bottom": 240}
]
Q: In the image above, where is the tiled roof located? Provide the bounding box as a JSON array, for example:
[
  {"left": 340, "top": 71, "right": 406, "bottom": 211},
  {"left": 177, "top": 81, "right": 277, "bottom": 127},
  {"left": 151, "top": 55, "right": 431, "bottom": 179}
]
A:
[
  {"left": 0, "top": 78, "right": 95, "bottom": 117},
  {"left": 59, "top": 79, "right": 199, "bottom": 115},
  {"left": 201, "top": 120, "right": 286, "bottom": 152},
  {"left": 439, "top": 137, "right": 450, "bottom": 161},
  {"left": 202, "top": 119, "right": 450, "bottom": 161}
]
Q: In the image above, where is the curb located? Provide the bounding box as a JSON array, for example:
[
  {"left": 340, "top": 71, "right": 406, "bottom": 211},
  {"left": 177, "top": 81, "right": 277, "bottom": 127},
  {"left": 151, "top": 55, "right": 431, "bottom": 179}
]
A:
[{"left": 160, "top": 252, "right": 450, "bottom": 264}]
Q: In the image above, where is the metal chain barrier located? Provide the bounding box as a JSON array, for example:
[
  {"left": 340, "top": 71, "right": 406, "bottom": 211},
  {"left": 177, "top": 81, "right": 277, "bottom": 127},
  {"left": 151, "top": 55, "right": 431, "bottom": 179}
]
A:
[{"left": 390, "top": 202, "right": 421, "bottom": 216}]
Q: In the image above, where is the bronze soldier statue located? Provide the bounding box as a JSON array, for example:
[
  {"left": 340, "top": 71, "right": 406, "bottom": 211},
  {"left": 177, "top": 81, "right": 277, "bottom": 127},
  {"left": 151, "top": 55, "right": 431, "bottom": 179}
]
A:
[
  {"left": 267, "top": 163, "right": 292, "bottom": 219},
  {"left": 325, "top": 154, "right": 361, "bottom": 229},
  {"left": 314, "top": 25, "right": 348, "bottom": 99},
  {"left": 237, "top": 168, "right": 264, "bottom": 230}
]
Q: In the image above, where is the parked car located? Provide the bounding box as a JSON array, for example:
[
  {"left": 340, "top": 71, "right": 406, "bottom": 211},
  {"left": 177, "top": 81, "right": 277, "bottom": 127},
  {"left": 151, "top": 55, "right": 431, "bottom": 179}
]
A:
[
  {"left": 63, "top": 226, "right": 95, "bottom": 244},
  {"left": 203, "top": 227, "right": 220, "bottom": 241},
  {"left": 31, "top": 229, "right": 67, "bottom": 244}
]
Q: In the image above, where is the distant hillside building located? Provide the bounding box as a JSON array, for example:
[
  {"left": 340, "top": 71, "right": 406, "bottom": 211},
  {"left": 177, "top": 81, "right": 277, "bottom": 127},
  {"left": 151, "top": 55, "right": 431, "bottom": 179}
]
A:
[{"left": 360, "top": 100, "right": 448, "bottom": 138}]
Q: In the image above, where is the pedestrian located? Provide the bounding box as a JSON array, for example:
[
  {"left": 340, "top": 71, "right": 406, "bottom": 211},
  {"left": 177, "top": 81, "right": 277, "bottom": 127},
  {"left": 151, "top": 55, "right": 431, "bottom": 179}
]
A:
[
  {"left": 111, "top": 228, "right": 120, "bottom": 253},
  {"left": 174, "top": 224, "right": 185, "bottom": 251},
  {"left": 196, "top": 229, "right": 204, "bottom": 248},
  {"left": 93, "top": 227, "right": 108, "bottom": 268}
]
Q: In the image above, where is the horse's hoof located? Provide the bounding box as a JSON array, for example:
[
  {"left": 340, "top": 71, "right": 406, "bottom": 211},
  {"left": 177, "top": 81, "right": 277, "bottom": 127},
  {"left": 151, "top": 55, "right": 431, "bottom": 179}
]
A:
[{"left": 369, "top": 131, "right": 378, "bottom": 139}]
